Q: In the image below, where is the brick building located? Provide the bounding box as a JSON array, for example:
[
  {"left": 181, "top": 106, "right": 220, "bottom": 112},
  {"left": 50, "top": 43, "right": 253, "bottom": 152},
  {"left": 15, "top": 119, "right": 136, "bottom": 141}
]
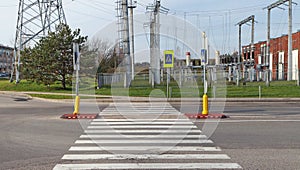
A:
[
  {"left": 242, "top": 31, "right": 300, "bottom": 81},
  {"left": 0, "top": 45, "right": 13, "bottom": 74}
]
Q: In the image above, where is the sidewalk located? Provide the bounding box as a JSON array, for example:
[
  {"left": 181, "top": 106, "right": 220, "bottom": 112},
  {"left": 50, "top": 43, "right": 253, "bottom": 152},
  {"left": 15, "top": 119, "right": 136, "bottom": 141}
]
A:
[{"left": 1, "top": 91, "right": 300, "bottom": 103}]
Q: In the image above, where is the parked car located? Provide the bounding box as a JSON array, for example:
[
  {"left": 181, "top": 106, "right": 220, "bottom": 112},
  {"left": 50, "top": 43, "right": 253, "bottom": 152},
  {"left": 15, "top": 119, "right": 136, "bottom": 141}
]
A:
[{"left": 0, "top": 73, "right": 9, "bottom": 77}]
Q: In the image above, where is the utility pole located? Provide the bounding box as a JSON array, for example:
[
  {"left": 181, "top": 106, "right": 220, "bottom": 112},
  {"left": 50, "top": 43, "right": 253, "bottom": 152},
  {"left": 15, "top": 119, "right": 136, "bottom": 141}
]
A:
[
  {"left": 288, "top": 0, "right": 293, "bottom": 81},
  {"left": 251, "top": 17, "right": 255, "bottom": 61},
  {"left": 116, "top": 0, "right": 131, "bottom": 88},
  {"left": 10, "top": 0, "right": 66, "bottom": 83},
  {"left": 128, "top": 0, "right": 136, "bottom": 80},
  {"left": 264, "top": 0, "right": 297, "bottom": 81},
  {"left": 236, "top": 15, "right": 255, "bottom": 86},
  {"left": 147, "top": 0, "right": 169, "bottom": 85}
]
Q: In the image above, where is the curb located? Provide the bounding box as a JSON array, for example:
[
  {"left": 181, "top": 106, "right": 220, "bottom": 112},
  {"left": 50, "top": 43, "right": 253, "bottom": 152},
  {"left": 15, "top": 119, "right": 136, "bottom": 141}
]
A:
[
  {"left": 2, "top": 91, "right": 300, "bottom": 103},
  {"left": 61, "top": 114, "right": 98, "bottom": 119},
  {"left": 0, "top": 91, "right": 33, "bottom": 100},
  {"left": 185, "top": 113, "right": 229, "bottom": 119}
]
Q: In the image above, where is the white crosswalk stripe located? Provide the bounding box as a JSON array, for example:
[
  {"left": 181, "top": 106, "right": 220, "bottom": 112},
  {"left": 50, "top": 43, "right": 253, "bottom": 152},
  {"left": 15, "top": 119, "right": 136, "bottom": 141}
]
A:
[
  {"left": 69, "top": 146, "right": 222, "bottom": 152},
  {"left": 61, "top": 154, "right": 231, "bottom": 160},
  {"left": 53, "top": 103, "right": 242, "bottom": 170},
  {"left": 74, "top": 139, "right": 214, "bottom": 144}
]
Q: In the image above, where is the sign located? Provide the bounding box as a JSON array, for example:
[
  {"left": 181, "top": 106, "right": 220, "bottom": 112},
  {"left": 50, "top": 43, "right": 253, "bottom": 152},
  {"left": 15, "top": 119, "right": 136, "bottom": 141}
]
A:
[
  {"left": 163, "top": 50, "right": 174, "bottom": 68},
  {"left": 73, "top": 43, "right": 80, "bottom": 70},
  {"left": 201, "top": 49, "right": 207, "bottom": 63}
]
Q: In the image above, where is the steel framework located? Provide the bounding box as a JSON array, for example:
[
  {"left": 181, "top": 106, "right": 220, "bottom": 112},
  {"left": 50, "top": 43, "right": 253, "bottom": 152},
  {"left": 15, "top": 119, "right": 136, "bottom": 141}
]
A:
[{"left": 10, "top": 0, "right": 67, "bottom": 83}]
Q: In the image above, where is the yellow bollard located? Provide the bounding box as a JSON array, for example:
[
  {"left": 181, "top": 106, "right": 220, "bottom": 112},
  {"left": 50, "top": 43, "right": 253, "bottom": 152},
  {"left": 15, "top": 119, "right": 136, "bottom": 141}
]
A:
[
  {"left": 202, "top": 94, "right": 208, "bottom": 115},
  {"left": 73, "top": 96, "right": 80, "bottom": 115}
]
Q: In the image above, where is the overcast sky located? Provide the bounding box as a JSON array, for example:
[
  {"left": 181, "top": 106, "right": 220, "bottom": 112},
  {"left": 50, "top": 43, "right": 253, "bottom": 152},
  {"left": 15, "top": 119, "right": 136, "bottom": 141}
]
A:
[{"left": 1, "top": 0, "right": 300, "bottom": 54}]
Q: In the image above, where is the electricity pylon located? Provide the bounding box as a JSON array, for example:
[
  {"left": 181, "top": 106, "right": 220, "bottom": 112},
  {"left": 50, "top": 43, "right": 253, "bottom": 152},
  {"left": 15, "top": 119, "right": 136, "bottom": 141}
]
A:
[{"left": 10, "top": 0, "right": 67, "bottom": 83}]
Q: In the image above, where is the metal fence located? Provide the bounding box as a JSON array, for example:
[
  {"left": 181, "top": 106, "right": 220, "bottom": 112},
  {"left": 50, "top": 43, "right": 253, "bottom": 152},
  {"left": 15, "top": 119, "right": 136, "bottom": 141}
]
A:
[
  {"left": 97, "top": 68, "right": 300, "bottom": 88},
  {"left": 97, "top": 73, "right": 124, "bottom": 88}
]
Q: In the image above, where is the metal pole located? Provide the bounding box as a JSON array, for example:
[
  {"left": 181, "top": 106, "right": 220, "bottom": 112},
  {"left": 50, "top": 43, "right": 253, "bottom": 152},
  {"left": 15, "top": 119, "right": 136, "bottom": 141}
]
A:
[
  {"left": 73, "top": 43, "right": 80, "bottom": 115},
  {"left": 266, "top": 9, "right": 271, "bottom": 85},
  {"left": 167, "top": 68, "right": 170, "bottom": 98},
  {"left": 155, "top": 0, "right": 161, "bottom": 85},
  {"left": 237, "top": 25, "right": 241, "bottom": 86},
  {"left": 122, "top": 0, "right": 131, "bottom": 87},
  {"left": 150, "top": 16, "right": 155, "bottom": 85},
  {"left": 267, "top": 9, "right": 271, "bottom": 66},
  {"left": 287, "top": 0, "right": 293, "bottom": 81},
  {"left": 203, "top": 32, "right": 207, "bottom": 93},
  {"left": 129, "top": 0, "right": 136, "bottom": 80},
  {"left": 202, "top": 32, "right": 208, "bottom": 115},
  {"left": 251, "top": 17, "right": 255, "bottom": 57}
]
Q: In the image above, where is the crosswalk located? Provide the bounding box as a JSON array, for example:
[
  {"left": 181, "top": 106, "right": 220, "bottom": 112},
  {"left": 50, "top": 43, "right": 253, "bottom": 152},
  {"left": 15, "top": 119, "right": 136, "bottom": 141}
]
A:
[{"left": 53, "top": 102, "right": 242, "bottom": 170}]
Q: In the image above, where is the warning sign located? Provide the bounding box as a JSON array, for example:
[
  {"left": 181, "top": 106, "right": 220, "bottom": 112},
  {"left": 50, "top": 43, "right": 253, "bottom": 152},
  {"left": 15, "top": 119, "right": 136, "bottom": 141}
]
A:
[{"left": 163, "top": 50, "right": 174, "bottom": 68}]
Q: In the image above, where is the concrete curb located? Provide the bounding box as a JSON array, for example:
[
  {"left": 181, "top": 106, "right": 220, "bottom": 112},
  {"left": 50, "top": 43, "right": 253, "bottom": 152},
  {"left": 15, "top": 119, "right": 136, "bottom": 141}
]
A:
[
  {"left": 0, "top": 91, "right": 33, "bottom": 100},
  {"left": 1, "top": 91, "right": 300, "bottom": 103}
]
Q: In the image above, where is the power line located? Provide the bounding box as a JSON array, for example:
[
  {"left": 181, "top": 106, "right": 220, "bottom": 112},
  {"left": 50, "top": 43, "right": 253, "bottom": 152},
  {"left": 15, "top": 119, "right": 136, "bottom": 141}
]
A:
[
  {"left": 67, "top": 9, "right": 112, "bottom": 21},
  {"left": 171, "top": 3, "right": 270, "bottom": 16},
  {"left": 88, "top": 0, "right": 115, "bottom": 7},
  {"left": 72, "top": 0, "right": 115, "bottom": 16}
]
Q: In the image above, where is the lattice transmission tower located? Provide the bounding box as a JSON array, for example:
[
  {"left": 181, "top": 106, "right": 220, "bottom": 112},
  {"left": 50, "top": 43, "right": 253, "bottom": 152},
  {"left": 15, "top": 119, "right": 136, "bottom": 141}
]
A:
[{"left": 10, "top": 0, "right": 67, "bottom": 83}]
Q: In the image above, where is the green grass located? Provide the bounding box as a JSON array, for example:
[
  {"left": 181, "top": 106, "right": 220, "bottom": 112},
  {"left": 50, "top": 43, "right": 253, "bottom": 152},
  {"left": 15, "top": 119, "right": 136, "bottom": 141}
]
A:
[
  {"left": 1, "top": 79, "right": 300, "bottom": 99},
  {"left": 0, "top": 80, "right": 72, "bottom": 93},
  {"left": 29, "top": 93, "right": 73, "bottom": 99}
]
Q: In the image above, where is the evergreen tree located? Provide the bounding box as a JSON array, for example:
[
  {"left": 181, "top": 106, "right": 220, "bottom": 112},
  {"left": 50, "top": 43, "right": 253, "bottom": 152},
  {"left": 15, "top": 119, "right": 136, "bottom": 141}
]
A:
[{"left": 22, "top": 24, "right": 87, "bottom": 89}]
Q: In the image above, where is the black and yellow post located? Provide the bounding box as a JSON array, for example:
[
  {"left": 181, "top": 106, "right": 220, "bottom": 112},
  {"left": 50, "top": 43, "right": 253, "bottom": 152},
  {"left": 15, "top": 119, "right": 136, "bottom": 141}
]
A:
[
  {"left": 202, "top": 72, "right": 208, "bottom": 116},
  {"left": 201, "top": 33, "right": 208, "bottom": 116},
  {"left": 73, "top": 43, "right": 80, "bottom": 115},
  {"left": 202, "top": 94, "right": 208, "bottom": 115}
]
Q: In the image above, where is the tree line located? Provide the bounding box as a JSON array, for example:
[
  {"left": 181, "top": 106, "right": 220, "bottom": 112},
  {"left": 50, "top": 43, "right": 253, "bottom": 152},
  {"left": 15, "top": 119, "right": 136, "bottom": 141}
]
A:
[{"left": 21, "top": 24, "right": 123, "bottom": 89}]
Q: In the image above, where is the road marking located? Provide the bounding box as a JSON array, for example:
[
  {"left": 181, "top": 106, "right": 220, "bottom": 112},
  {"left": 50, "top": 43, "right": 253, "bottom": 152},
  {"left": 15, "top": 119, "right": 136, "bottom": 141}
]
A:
[
  {"left": 196, "top": 119, "right": 300, "bottom": 123},
  {"left": 102, "top": 108, "right": 177, "bottom": 110},
  {"left": 75, "top": 139, "right": 213, "bottom": 144},
  {"left": 55, "top": 102, "right": 242, "bottom": 170},
  {"left": 53, "top": 163, "right": 242, "bottom": 169},
  {"left": 93, "top": 119, "right": 192, "bottom": 122},
  {"left": 79, "top": 134, "right": 207, "bottom": 138},
  {"left": 100, "top": 110, "right": 180, "bottom": 115},
  {"left": 84, "top": 129, "right": 201, "bottom": 133},
  {"left": 91, "top": 121, "right": 193, "bottom": 125},
  {"left": 87, "top": 125, "right": 196, "bottom": 129},
  {"left": 62, "top": 154, "right": 230, "bottom": 160},
  {"left": 69, "top": 146, "right": 221, "bottom": 152}
]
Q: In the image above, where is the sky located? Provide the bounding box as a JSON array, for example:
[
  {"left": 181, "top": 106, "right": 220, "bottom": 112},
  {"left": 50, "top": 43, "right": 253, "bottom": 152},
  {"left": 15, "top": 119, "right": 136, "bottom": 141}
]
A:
[{"left": 1, "top": 0, "right": 300, "bottom": 56}]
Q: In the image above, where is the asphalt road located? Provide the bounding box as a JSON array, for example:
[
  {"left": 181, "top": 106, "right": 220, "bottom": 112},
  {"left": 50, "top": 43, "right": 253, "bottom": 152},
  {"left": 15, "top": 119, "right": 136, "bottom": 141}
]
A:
[{"left": 0, "top": 94, "right": 300, "bottom": 169}]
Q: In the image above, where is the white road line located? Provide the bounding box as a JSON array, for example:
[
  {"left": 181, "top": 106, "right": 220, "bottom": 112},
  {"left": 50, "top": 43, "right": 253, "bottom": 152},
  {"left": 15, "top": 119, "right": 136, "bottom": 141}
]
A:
[
  {"left": 69, "top": 146, "right": 221, "bottom": 151},
  {"left": 53, "top": 163, "right": 242, "bottom": 169},
  {"left": 201, "top": 119, "right": 300, "bottom": 123},
  {"left": 102, "top": 109, "right": 177, "bottom": 111},
  {"left": 74, "top": 139, "right": 213, "bottom": 144},
  {"left": 102, "top": 108, "right": 177, "bottom": 110},
  {"left": 108, "top": 103, "right": 174, "bottom": 108},
  {"left": 102, "top": 111, "right": 178, "bottom": 113},
  {"left": 100, "top": 112, "right": 180, "bottom": 114},
  {"left": 91, "top": 121, "right": 193, "bottom": 125},
  {"left": 84, "top": 129, "right": 201, "bottom": 133},
  {"left": 87, "top": 125, "right": 196, "bottom": 129},
  {"left": 79, "top": 134, "right": 207, "bottom": 138},
  {"left": 93, "top": 119, "right": 191, "bottom": 122},
  {"left": 62, "top": 154, "right": 230, "bottom": 160}
]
